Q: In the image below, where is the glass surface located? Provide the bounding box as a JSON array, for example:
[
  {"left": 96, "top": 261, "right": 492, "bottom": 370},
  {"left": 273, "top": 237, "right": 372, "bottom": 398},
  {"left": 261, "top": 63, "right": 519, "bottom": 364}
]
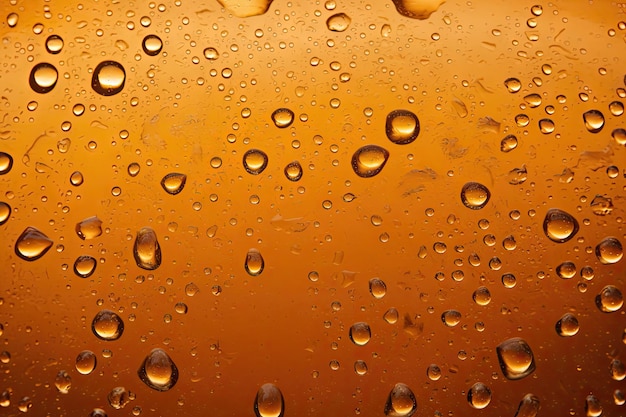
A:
[{"left": 0, "top": 0, "right": 625, "bottom": 416}]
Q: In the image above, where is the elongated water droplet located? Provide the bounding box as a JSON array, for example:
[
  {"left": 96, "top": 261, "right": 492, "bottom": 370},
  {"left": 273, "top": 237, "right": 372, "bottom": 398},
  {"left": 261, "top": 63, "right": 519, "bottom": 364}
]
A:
[
  {"left": 15, "top": 227, "right": 53, "bottom": 261},
  {"left": 354, "top": 360, "right": 368, "bottom": 375},
  {"left": 460, "top": 182, "right": 490, "bottom": 210},
  {"left": 45, "top": 35, "right": 64, "bottom": 54},
  {"left": 384, "top": 383, "right": 417, "bottom": 417},
  {"left": 245, "top": 248, "right": 264, "bottom": 276},
  {"left": 54, "top": 370, "right": 71, "bottom": 394},
  {"left": 75, "top": 350, "right": 97, "bottom": 375},
  {"left": 92, "top": 61, "right": 126, "bottom": 96},
  {"left": 583, "top": 110, "right": 605, "bottom": 133},
  {"left": 349, "top": 322, "right": 371, "bottom": 346},
  {"left": 74, "top": 255, "right": 97, "bottom": 278},
  {"left": 351, "top": 145, "right": 389, "bottom": 178},
  {"left": 76, "top": 216, "right": 103, "bottom": 240},
  {"left": 543, "top": 208, "right": 579, "bottom": 243},
  {"left": 514, "top": 394, "right": 540, "bottom": 417},
  {"left": 595, "top": 285, "right": 623, "bottom": 313},
  {"left": 160, "top": 173, "right": 187, "bottom": 195},
  {"left": 254, "top": 383, "right": 284, "bottom": 417},
  {"left": 142, "top": 34, "right": 163, "bottom": 56},
  {"left": 29, "top": 63, "right": 58, "bottom": 93},
  {"left": 91, "top": 310, "right": 124, "bottom": 341},
  {"left": 467, "top": 382, "right": 491, "bottom": 409},
  {"left": 504, "top": 77, "right": 522, "bottom": 93},
  {"left": 7, "top": 12, "right": 18, "bottom": 27},
  {"left": 138, "top": 348, "right": 178, "bottom": 391},
  {"left": 133, "top": 227, "right": 161, "bottom": 270},
  {"left": 243, "top": 149, "right": 269, "bottom": 174},
  {"left": 0, "top": 202, "right": 11, "bottom": 225},
  {"left": 595, "top": 237, "right": 623, "bottom": 264},
  {"left": 271, "top": 108, "right": 294, "bottom": 128},
  {"left": 496, "top": 337, "right": 536, "bottom": 380},
  {"left": 385, "top": 110, "right": 420, "bottom": 144},
  {"left": 326, "top": 13, "right": 351, "bottom": 32},
  {"left": 284, "top": 161, "right": 303, "bottom": 181},
  {"left": 555, "top": 313, "right": 579, "bottom": 336},
  {"left": 390, "top": 0, "right": 445, "bottom": 19}
]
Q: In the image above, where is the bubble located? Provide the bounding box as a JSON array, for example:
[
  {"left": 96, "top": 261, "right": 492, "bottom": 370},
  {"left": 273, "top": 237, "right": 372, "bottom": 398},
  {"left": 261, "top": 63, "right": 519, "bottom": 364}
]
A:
[
  {"left": 543, "top": 209, "right": 579, "bottom": 243},
  {"left": 351, "top": 145, "right": 389, "bottom": 178},
  {"left": 76, "top": 216, "right": 103, "bottom": 240},
  {"left": 138, "top": 348, "right": 179, "bottom": 391},
  {"left": 504, "top": 77, "right": 522, "bottom": 93},
  {"left": 369, "top": 278, "right": 387, "bottom": 299},
  {"left": 555, "top": 313, "right": 579, "bottom": 337},
  {"left": 538, "top": 118, "right": 555, "bottom": 134},
  {"left": 384, "top": 383, "right": 417, "bottom": 417},
  {"left": 133, "top": 227, "right": 161, "bottom": 270},
  {"left": 500, "top": 134, "right": 518, "bottom": 152},
  {"left": 595, "top": 285, "right": 623, "bottom": 313},
  {"left": 467, "top": 382, "right": 491, "bottom": 409},
  {"left": 0, "top": 152, "right": 13, "bottom": 175},
  {"left": 383, "top": 308, "right": 399, "bottom": 324},
  {"left": 54, "top": 370, "right": 71, "bottom": 394},
  {"left": 426, "top": 364, "right": 441, "bottom": 381},
  {"left": 91, "top": 310, "right": 124, "bottom": 341},
  {"left": 254, "top": 383, "right": 284, "bottom": 417},
  {"left": 585, "top": 394, "right": 602, "bottom": 417},
  {"left": 29, "top": 63, "right": 58, "bottom": 94},
  {"left": 460, "top": 182, "right": 491, "bottom": 210},
  {"left": 75, "top": 350, "right": 97, "bottom": 374},
  {"left": 610, "top": 359, "right": 625, "bottom": 381},
  {"left": 45, "top": 34, "right": 64, "bottom": 54},
  {"left": 108, "top": 387, "right": 130, "bottom": 410},
  {"left": 385, "top": 110, "right": 420, "bottom": 144},
  {"left": 245, "top": 248, "right": 264, "bottom": 276},
  {"left": 496, "top": 337, "right": 536, "bottom": 380},
  {"left": 514, "top": 394, "right": 540, "bottom": 417},
  {"left": 284, "top": 161, "right": 303, "bottom": 181},
  {"left": 216, "top": 0, "right": 274, "bottom": 17},
  {"left": 70, "top": 171, "right": 84, "bottom": 186},
  {"left": 326, "top": 13, "right": 351, "bottom": 32},
  {"left": 142, "top": 35, "right": 163, "bottom": 56},
  {"left": 349, "top": 322, "right": 371, "bottom": 346},
  {"left": 74, "top": 255, "right": 97, "bottom": 278},
  {"left": 472, "top": 287, "right": 491, "bottom": 306},
  {"left": 14, "top": 226, "right": 53, "bottom": 261},
  {"left": 441, "top": 310, "right": 461, "bottom": 327},
  {"left": 271, "top": 108, "right": 294, "bottom": 128},
  {"left": 243, "top": 149, "right": 269, "bottom": 175},
  {"left": 0, "top": 202, "right": 11, "bottom": 225},
  {"left": 582, "top": 110, "right": 605, "bottom": 133},
  {"left": 390, "top": 0, "right": 445, "bottom": 19},
  {"left": 595, "top": 237, "right": 623, "bottom": 264},
  {"left": 354, "top": 360, "right": 368, "bottom": 375},
  {"left": 92, "top": 61, "right": 126, "bottom": 96},
  {"left": 160, "top": 173, "right": 187, "bottom": 195}
]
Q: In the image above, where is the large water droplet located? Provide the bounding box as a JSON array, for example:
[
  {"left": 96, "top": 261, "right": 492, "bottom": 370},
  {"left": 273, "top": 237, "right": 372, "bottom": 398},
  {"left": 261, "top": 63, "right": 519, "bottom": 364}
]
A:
[
  {"left": 0, "top": 202, "right": 11, "bottom": 225},
  {"left": 383, "top": 307, "right": 399, "bottom": 324},
  {"left": 284, "top": 161, "right": 303, "bottom": 181},
  {"left": 390, "top": 0, "right": 445, "bottom": 19},
  {"left": 351, "top": 145, "right": 389, "bottom": 178},
  {"left": 7, "top": 12, "right": 18, "bottom": 27},
  {"left": 538, "top": 118, "right": 555, "bottom": 134},
  {"left": 254, "top": 383, "right": 284, "bottom": 417},
  {"left": 555, "top": 313, "right": 579, "bottom": 336},
  {"left": 500, "top": 134, "right": 518, "bottom": 152},
  {"left": 133, "top": 227, "right": 161, "bottom": 270},
  {"left": 595, "top": 285, "right": 623, "bottom": 313},
  {"left": 243, "top": 149, "right": 269, "bottom": 174},
  {"left": 583, "top": 110, "right": 605, "bottom": 133},
  {"left": 14, "top": 227, "right": 53, "bottom": 261},
  {"left": 75, "top": 350, "right": 97, "bottom": 375},
  {"left": 91, "top": 310, "right": 124, "bottom": 341},
  {"left": 595, "top": 237, "right": 623, "bottom": 264},
  {"left": 138, "top": 348, "right": 178, "bottom": 391},
  {"left": 441, "top": 310, "right": 462, "bottom": 327},
  {"left": 29, "top": 63, "right": 58, "bottom": 94},
  {"left": 271, "top": 108, "right": 294, "bottom": 128},
  {"left": 467, "top": 382, "right": 491, "bottom": 409},
  {"left": 472, "top": 286, "right": 491, "bottom": 306},
  {"left": 0, "top": 152, "right": 13, "bottom": 175},
  {"left": 504, "top": 77, "right": 522, "bottom": 93},
  {"left": 369, "top": 278, "right": 387, "bottom": 299},
  {"left": 496, "top": 337, "right": 536, "bottom": 380},
  {"left": 585, "top": 394, "right": 602, "bottom": 417},
  {"left": 107, "top": 387, "right": 130, "bottom": 409},
  {"left": 514, "top": 394, "right": 540, "bottom": 417},
  {"left": 142, "top": 34, "right": 163, "bottom": 56},
  {"left": 610, "top": 359, "right": 625, "bottom": 381},
  {"left": 543, "top": 208, "right": 579, "bottom": 243},
  {"left": 523, "top": 93, "right": 542, "bottom": 108},
  {"left": 76, "top": 216, "right": 103, "bottom": 240},
  {"left": 216, "top": 0, "right": 274, "bottom": 17},
  {"left": 385, "top": 110, "right": 420, "bottom": 144},
  {"left": 245, "top": 248, "right": 264, "bottom": 276},
  {"left": 349, "top": 322, "right": 371, "bottom": 346},
  {"left": 54, "top": 370, "right": 71, "bottom": 394},
  {"left": 74, "top": 255, "right": 97, "bottom": 278},
  {"left": 556, "top": 261, "right": 576, "bottom": 279},
  {"left": 384, "top": 383, "right": 417, "bottom": 417},
  {"left": 460, "top": 182, "right": 490, "bottom": 210},
  {"left": 326, "top": 13, "right": 351, "bottom": 32},
  {"left": 92, "top": 61, "right": 126, "bottom": 96},
  {"left": 161, "top": 173, "right": 187, "bottom": 195},
  {"left": 45, "top": 35, "right": 64, "bottom": 54}
]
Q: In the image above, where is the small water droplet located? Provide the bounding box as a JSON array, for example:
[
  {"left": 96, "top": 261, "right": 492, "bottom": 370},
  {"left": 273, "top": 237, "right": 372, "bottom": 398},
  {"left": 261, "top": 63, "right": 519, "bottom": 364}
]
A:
[
  {"left": 92, "top": 61, "right": 126, "bottom": 96},
  {"left": 354, "top": 360, "right": 368, "bottom": 375},
  {"left": 501, "top": 273, "right": 517, "bottom": 288},
  {"left": 243, "top": 149, "right": 269, "bottom": 174},
  {"left": 467, "top": 382, "right": 491, "bottom": 409},
  {"left": 74, "top": 255, "right": 97, "bottom": 278},
  {"left": 89, "top": 408, "right": 107, "bottom": 417},
  {"left": 369, "top": 278, "right": 387, "bottom": 299},
  {"left": 514, "top": 394, "right": 540, "bottom": 417},
  {"left": 390, "top": 0, "right": 445, "bottom": 19},
  {"left": 609, "top": 101, "right": 624, "bottom": 116},
  {"left": 496, "top": 337, "right": 536, "bottom": 380},
  {"left": 7, "top": 12, "right": 18, "bottom": 27},
  {"left": 54, "top": 370, "right": 71, "bottom": 394},
  {"left": 142, "top": 34, "right": 163, "bottom": 56},
  {"left": 92, "top": 310, "right": 124, "bottom": 341},
  {"left": 107, "top": 387, "right": 130, "bottom": 410},
  {"left": 128, "top": 162, "right": 141, "bottom": 177},
  {"left": 326, "top": 12, "right": 351, "bottom": 32},
  {"left": 271, "top": 108, "right": 294, "bottom": 128},
  {"left": 504, "top": 78, "right": 522, "bottom": 93},
  {"left": 524, "top": 93, "right": 542, "bottom": 108},
  {"left": 590, "top": 195, "right": 614, "bottom": 216},
  {"left": 203, "top": 47, "right": 219, "bottom": 60},
  {"left": 133, "top": 227, "right": 161, "bottom": 270},
  {"left": 585, "top": 394, "right": 602, "bottom": 417},
  {"left": 385, "top": 110, "right": 420, "bottom": 144},
  {"left": 595, "top": 237, "right": 623, "bottom": 264},
  {"left": 349, "top": 322, "right": 371, "bottom": 346},
  {"left": 14, "top": 227, "right": 53, "bottom": 261},
  {"left": 555, "top": 261, "right": 576, "bottom": 279},
  {"left": 383, "top": 307, "right": 399, "bottom": 324},
  {"left": 75, "top": 350, "right": 97, "bottom": 374},
  {"left": 351, "top": 145, "right": 389, "bottom": 178},
  {"left": 610, "top": 359, "right": 625, "bottom": 381},
  {"left": 595, "top": 285, "right": 623, "bottom": 313},
  {"left": 555, "top": 313, "right": 579, "bottom": 336},
  {"left": 426, "top": 364, "right": 441, "bottom": 381},
  {"left": 138, "top": 348, "right": 179, "bottom": 391},
  {"left": 254, "top": 383, "right": 284, "bottom": 417},
  {"left": 0, "top": 202, "right": 11, "bottom": 225},
  {"left": 29, "top": 63, "right": 58, "bottom": 94},
  {"left": 0, "top": 152, "right": 13, "bottom": 175},
  {"left": 500, "top": 134, "right": 518, "bottom": 152},
  {"left": 69, "top": 171, "right": 84, "bottom": 186},
  {"left": 76, "top": 216, "right": 103, "bottom": 240},
  {"left": 45, "top": 34, "right": 64, "bottom": 54},
  {"left": 384, "top": 383, "right": 417, "bottom": 417},
  {"left": 472, "top": 286, "right": 491, "bottom": 306},
  {"left": 582, "top": 109, "right": 605, "bottom": 133},
  {"left": 284, "top": 161, "right": 303, "bottom": 181},
  {"left": 543, "top": 208, "right": 579, "bottom": 243},
  {"left": 245, "top": 248, "right": 264, "bottom": 276},
  {"left": 160, "top": 173, "right": 187, "bottom": 195},
  {"left": 441, "top": 310, "right": 461, "bottom": 327},
  {"left": 460, "top": 182, "right": 490, "bottom": 210}
]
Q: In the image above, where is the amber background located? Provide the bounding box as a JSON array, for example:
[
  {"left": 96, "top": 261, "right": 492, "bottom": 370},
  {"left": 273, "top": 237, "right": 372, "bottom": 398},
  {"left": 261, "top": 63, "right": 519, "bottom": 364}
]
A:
[{"left": 1, "top": 0, "right": 625, "bottom": 416}]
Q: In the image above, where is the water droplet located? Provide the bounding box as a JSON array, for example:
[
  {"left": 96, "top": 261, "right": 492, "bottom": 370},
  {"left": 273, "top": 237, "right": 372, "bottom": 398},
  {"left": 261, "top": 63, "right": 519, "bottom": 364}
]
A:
[
  {"left": 349, "top": 322, "right": 371, "bottom": 345},
  {"left": 29, "top": 63, "right": 58, "bottom": 93},
  {"left": 496, "top": 337, "right": 536, "bottom": 380},
  {"left": 76, "top": 216, "right": 103, "bottom": 240},
  {"left": 524, "top": 93, "right": 542, "bottom": 108},
  {"left": 467, "top": 382, "right": 491, "bottom": 409},
  {"left": 89, "top": 408, "right": 107, "bottom": 417},
  {"left": 538, "top": 118, "right": 555, "bottom": 134},
  {"left": 245, "top": 248, "right": 264, "bottom": 276},
  {"left": 501, "top": 273, "right": 517, "bottom": 288},
  {"left": 384, "top": 383, "right": 417, "bottom": 417},
  {"left": 160, "top": 173, "right": 187, "bottom": 195},
  {"left": 203, "top": 47, "right": 219, "bottom": 60},
  {"left": 271, "top": 108, "right": 294, "bottom": 128},
  {"left": 107, "top": 387, "right": 130, "bottom": 410},
  {"left": 142, "top": 35, "right": 163, "bottom": 56},
  {"left": 460, "top": 182, "right": 490, "bottom": 210},
  {"left": 590, "top": 195, "right": 613, "bottom": 216},
  {"left": 326, "top": 13, "right": 351, "bottom": 31},
  {"left": 0, "top": 152, "right": 13, "bottom": 175},
  {"left": 504, "top": 77, "right": 522, "bottom": 93},
  {"left": 243, "top": 149, "right": 269, "bottom": 175},
  {"left": 7, "top": 12, "right": 18, "bottom": 27},
  {"left": 385, "top": 110, "right": 420, "bottom": 144},
  {"left": 369, "top": 278, "right": 387, "bottom": 299},
  {"left": 45, "top": 34, "right": 64, "bottom": 54},
  {"left": 441, "top": 310, "right": 461, "bottom": 327},
  {"left": 75, "top": 350, "right": 97, "bottom": 374},
  {"left": 216, "top": 0, "right": 274, "bottom": 17},
  {"left": 138, "top": 348, "right": 179, "bottom": 391},
  {"left": 0, "top": 202, "right": 11, "bottom": 225},
  {"left": 92, "top": 61, "right": 126, "bottom": 96},
  {"left": 515, "top": 114, "right": 530, "bottom": 127},
  {"left": 585, "top": 394, "right": 602, "bottom": 417},
  {"left": 595, "top": 237, "right": 623, "bottom": 264},
  {"left": 426, "top": 364, "right": 441, "bottom": 381},
  {"left": 74, "top": 255, "right": 97, "bottom": 278},
  {"left": 543, "top": 208, "right": 579, "bottom": 243},
  {"left": 390, "top": 0, "right": 445, "bottom": 19},
  {"left": 610, "top": 359, "right": 625, "bottom": 381},
  {"left": 14, "top": 227, "right": 53, "bottom": 261},
  {"left": 612, "top": 128, "right": 626, "bottom": 146},
  {"left": 609, "top": 101, "right": 624, "bottom": 116},
  {"left": 284, "top": 161, "right": 303, "bottom": 181},
  {"left": 128, "top": 162, "right": 141, "bottom": 177},
  {"left": 555, "top": 313, "right": 579, "bottom": 336},
  {"left": 583, "top": 110, "right": 605, "bottom": 133},
  {"left": 472, "top": 286, "right": 491, "bottom": 306},
  {"left": 351, "top": 145, "right": 389, "bottom": 178},
  {"left": 383, "top": 307, "right": 399, "bottom": 324},
  {"left": 354, "top": 360, "right": 368, "bottom": 375},
  {"left": 133, "top": 227, "right": 161, "bottom": 270},
  {"left": 54, "top": 370, "right": 71, "bottom": 394},
  {"left": 595, "top": 285, "right": 623, "bottom": 313},
  {"left": 92, "top": 310, "right": 124, "bottom": 341},
  {"left": 500, "top": 134, "right": 518, "bottom": 152},
  {"left": 514, "top": 394, "right": 540, "bottom": 417},
  {"left": 254, "top": 383, "right": 284, "bottom": 417}
]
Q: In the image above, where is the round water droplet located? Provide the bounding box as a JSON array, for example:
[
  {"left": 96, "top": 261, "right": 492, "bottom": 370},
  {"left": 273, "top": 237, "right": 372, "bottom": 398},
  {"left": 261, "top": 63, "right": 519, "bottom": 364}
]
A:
[
  {"left": 271, "top": 108, "right": 294, "bottom": 128},
  {"left": 69, "top": 171, "right": 84, "bottom": 186},
  {"left": 426, "top": 364, "right": 441, "bottom": 381},
  {"left": 524, "top": 93, "right": 542, "bottom": 108},
  {"left": 354, "top": 360, "right": 368, "bottom": 375},
  {"left": 555, "top": 313, "right": 579, "bottom": 337},
  {"left": 89, "top": 409, "right": 107, "bottom": 417},
  {"left": 76, "top": 216, "right": 103, "bottom": 240},
  {"left": 138, "top": 348, "right": 178, "bottom": 391},
  {"left": 0, "top": 202, "right": 11, "bottom": 225},
  {"left": 504, "top": 77, "right": 522, "bottom": 93},
  {"left": 74, "top": 255, "right": 97, "bottom": 278},
  {"left": 45, "top": 34, "right": 64, "bottom": 54},
  {"left": 583, "top": 109, "right": 605, "bottom": 133},
  {"left": 134, "top": 227, "right": 161, "bottom": 270},
  {"left": 556, "top": 261, "right": 576, "bottom": 279},
  {"left": 384, "top": 383, "right": 417, "bottom": 417},
  {"left": 595, "top": 237, "right": 623, "bottom": 264},
  {"left": 369, "top": 278, "right": 387, "bottom": 299},
  {"left": 91, "top": 310, "right": 124, "bottom": 341},
  {"left": 75, "top": 350, "right": 97, "bottom": 374},
  {"left": 383, "top": 307, "right": 399, "bottom": 324},
  {"left": 351, "top": 145, "right": 389, "bottom": 178},
  {"left": 472, "top": 286, "right": 491, "bottom": 306},
  {"left": 0, "top": 152, "right": 13, "bottom": 175},
  {"left": 326, "top": 12, "right": 351, "bottom": 31},
  {"left": 7, "top": 12, "right": 18, "bottom": 27},
  {"left": 349, "top": 322, "right": 371, "bottom": 346},
  {"left": 92, "top": 61, "right": 126, "bottom": 96},
  {"left": 243, "top": 149, "right": 269, "bottom": 175},
  {"left": 284, "top": 161, "right": 302, "bottom": 181},
  {"left": 501, "top": 273, "right": 517, "bottom": 288},
  {"left": 467, "top": 382, "right": 491, "bottom": 409},
  {"left": 612, "top": 128, "right": 626, "bottom": 146},
  {"left": 595, "top": 285, "right": 623, "bottom": 313},
  {"left": 107, "top": 387, "right": 130, "bottom": 410},
  {"left": 514, "top": 394, "right": 540, "bottom": 417},
  {"left": 496, "top": 337, "right": 536, "bottom": 380},
  {"left": 441, "top": 310, "right": 461, "bottom": 327},
  {"left": 29, "top": 62, "right": 58, "bottom": 94},
  {"left": 128, "top": 162, "right": 141, "bottom": 177},
  {"left": 14, "top": 226, "right": 53, "bottom": 261},
  {"left": 160, "top": 173, "right": 187, "bottom": 195},
  {"left": 385, "top": 110, "right": 420, "bottom": 144},
  {"left": 245, "top": 248, "right": 264, "bottom": 276},
  {"left": 254, "top": 383, "right": 284, "bottom": 417},
  {"left": 609, "top": 101, "right": 624, "bottom": 116},
  {"left": 500, "top": 134, "right": 518, "bottom": 152},
  {"left": 460, "top": 182, "right": 490, "bottom": 210},
  {"left": 54, "top": 370, "right": 71, "bottom": 394},
  {"left": 543, "top": 208, "right": 579, "bottom": 243},
  {"left": 142, "top": 34, "right": 163, "bottom": 56},
  {"left": 585, "top": 394, "right": 602, "bottom": 417},
  {"left": 538, "top": 118, "right": 555, "bottom": 134}
]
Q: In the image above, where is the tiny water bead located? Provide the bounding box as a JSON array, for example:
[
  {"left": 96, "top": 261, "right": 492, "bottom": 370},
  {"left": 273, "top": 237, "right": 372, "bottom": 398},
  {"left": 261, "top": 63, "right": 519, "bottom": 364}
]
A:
[
  {"left": 496, "top": 337, "right": 536, "bottom": 380},
  {"left": 75, "top": 350, "right": 97, "bottom": 374},
  {"left": 134, "top": 227, "right": 161, "bottom": 270},
  {"left": 254, "top": 383, "right": 284, "bottom": 417},
  {"left": 595, "top": 237, "right": 623, "bottom": 264},
  {"left": 142, "top": 34, "right": 163, "bottom": 56},
  {"left": 467, "top": 382, "right": 491, "bottom": 409},
  {"left": 245, "top": 248, "right": 264, "bottom": 276},
  {"left": 460, "top": 182, "right": 490, "bottom": 210},
  {"left": 595, "top": 285, "right": 623, "bottom": 313},
  {"left": 14, "top": 226, "right": 53, "bottom": 261},
  {"left": 91, "top": 310, "right": 124, "bottom": 341},
  {"left": 29, "top": 62, "right": 58, "bottom": 93},
  {"left": 385, "top": 109, "right": 420, "bottom": 144},
  {"left": 243, "top": 149, "right": 269, "bottom": 174},
  {"left": 555, "top": 313, "right": 579, "bottom": 337},
  {"left": 73, "top": 255, "right": 97, "bottom": 278},
  {"left": 92, "top": 61, "right": 126, "bottom": 96},
  {"left": 138, "top": 348, "right": 179, "bottom": 391},
  {"left": 351, "top": 145, "right": 390, "bottom": 178},
  {"left": 349, "top": 322, "right": 371, "bottom": 346},
  {"left": 543, "top": 208, "right": 579, "bottom": 243},
  {"left": 160, "top": 173, "right": 187, "bottom": 195},
  {"left": 384, "top": 383, "right": 417, "bottom": 417},
  {"left": 271, "top": 108, "right": 294, "bottom": 128}
]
